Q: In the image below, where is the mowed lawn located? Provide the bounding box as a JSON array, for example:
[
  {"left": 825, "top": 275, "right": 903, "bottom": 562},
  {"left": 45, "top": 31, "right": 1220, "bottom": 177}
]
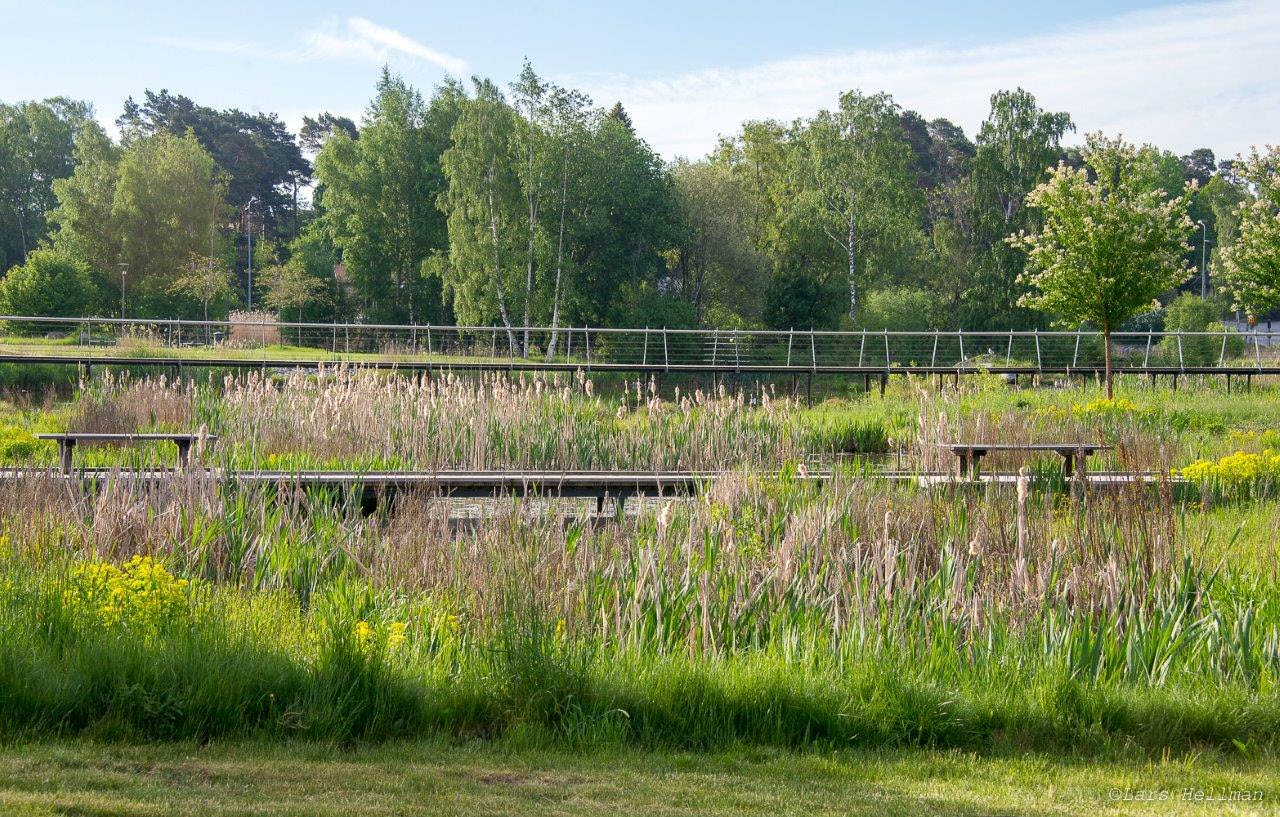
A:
[{"left": 0, "top": 741, "right": 1275, "bottom": 816}]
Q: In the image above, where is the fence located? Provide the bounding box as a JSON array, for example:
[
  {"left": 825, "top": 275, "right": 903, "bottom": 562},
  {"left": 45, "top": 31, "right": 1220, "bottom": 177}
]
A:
[{"left": 1, "top": 315, "right": 1278, "bottom": 373}]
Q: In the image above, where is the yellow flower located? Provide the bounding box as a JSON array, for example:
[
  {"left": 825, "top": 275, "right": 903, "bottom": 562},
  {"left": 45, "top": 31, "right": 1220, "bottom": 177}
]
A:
[
  {"left": 354, "top": 620, "right": 374, "bottom": 643},
  {"left": 387, "top": 622, "right": 408, "bottom": 648}
]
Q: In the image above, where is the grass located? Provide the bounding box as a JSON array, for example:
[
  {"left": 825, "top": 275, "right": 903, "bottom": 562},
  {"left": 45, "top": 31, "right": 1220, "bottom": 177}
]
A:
[
  {"left": 2, "top": 371, "right": 1280, "bottom": 779},
  {"left": 0, "top": 740, "right": 1276, "bottom": 816}
]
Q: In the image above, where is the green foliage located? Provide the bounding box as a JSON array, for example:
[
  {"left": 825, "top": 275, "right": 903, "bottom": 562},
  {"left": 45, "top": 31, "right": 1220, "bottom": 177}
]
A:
[
  {"left": 966, "top": 89, "right": 1074, "bottom": 328},
  {"left": 315, "top": 69, "right": 454, "bottom": 324},
  {"left": 1158, "top": 294, "right": 1241, "bottom": 365},
  {"left": 117, "top": 90, "right": 309, "bottom": 242},
  {"left": 857, "top": 286, "right": 942, "bottom": 331},
  {"left": 1014, "top": 134, "right": 1195, "bottom": 394},
  {"left": 1216, "top": 147, "right": 1280, "bottom": 317},
  {"left": 0, "top": 248, "right": 98, "bottom": 316},
  {"left": 0, "top": 98, "right": 97, "bottom": 271}
]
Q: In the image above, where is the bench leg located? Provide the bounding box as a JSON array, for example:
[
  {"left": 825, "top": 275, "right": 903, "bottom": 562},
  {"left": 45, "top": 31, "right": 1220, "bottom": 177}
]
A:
[
  {"left": 956, "top": 454, "right": 967, "bottom": 479},
  {"left": 176, "top": 441, "right": 191, "bottom": 468},
  {"left": 1061, "top": 452, "right": 1074, "bottom": 479},
  {"left": 970, "top": 453, "right": 983, "bottom": 480},
  {"left": 60, "top": 440, "right": 76, "bottom": 475}
]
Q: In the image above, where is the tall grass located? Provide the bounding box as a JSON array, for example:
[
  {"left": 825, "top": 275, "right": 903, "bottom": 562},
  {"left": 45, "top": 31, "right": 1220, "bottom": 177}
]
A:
[{"left": 0, "top": 464, "right": 1276, "bottom": 751}]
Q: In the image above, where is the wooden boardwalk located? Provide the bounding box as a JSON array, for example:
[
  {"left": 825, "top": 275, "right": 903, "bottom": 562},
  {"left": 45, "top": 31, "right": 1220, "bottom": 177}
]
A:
[{"left": 0, "top": 467, "right": 1184, "bottom": 516}]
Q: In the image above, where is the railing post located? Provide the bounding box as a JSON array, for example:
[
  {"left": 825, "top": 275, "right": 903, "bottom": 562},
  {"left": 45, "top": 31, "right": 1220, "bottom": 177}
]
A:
[
  {"left": 1219, "top": 328, "right": 1228, "bottom": 366},
  {"left": 1006, "top": 332, "right": 1013, "bottom": 365},
  {"left": 883, "top": 329, "right": 890, "bottom": 369},
  {"left": 858, "top": 332, "right": 865, "bottom": 367},
  {"left": 663, "top": 327, "right": 669, "bottom": 372},
  {"left": 1144, "top": 331, "right": 1152, "bottom": 367},
  {"left": 1034, "top": 329, "right": 1041, "bottom": 370},
  {"left": 958, "top": 330, "right": 965, "bottom": 364},
  {"left": 585, "top": 326, "right": 592, "bottom": 370},
  {"left": 642, "top": 327, "right": 649, "bottom": 366},
  {"left": 786, "top": 328, "right": 794, "bottom": 367},
  {"left": 1177, "top": 334, "right": 1184, "bottom": 371},
  {"left": 1255, "top": 330, "right": 1262, "bottom": 369},
  {"left": 1072, "top": 332, "right": 1080, "bottom": 368},
  {"left": 734, "top": 329, "right": 740, "bottom": 371},
  {"left": 930, "top": 332, "right": 938, "bottom": 367}
]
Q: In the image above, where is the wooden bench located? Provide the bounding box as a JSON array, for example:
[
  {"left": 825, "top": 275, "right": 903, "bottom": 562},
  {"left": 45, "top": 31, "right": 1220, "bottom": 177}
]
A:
[
  {"left": 943, "top": 443, "right": 1111, "bottom": 479},
  {"left": 35, "top": 433, "right": 217, "bottom": 474}
]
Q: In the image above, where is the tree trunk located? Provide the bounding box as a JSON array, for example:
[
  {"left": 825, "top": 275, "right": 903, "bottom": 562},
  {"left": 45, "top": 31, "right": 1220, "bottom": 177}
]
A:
[
  {"left": 485, "top": 162, "right": 516, "bottom": 350},
  {"left": 1103, "top": 321, "right": 1114, "bottom": 399},
  {"left": 847, "top": 212, "right": 857, "bottom": 320},
  {"left": 546, "top": 148, "right": 570, "bottom": 361}
]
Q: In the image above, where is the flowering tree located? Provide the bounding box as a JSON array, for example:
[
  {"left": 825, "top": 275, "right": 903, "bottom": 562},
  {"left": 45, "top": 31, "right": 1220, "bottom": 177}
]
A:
[
  {"left": 1216, "top": 147, "right": 1280, "bottom": 318},
  {"left": 1011, "top": 134, "right": 1193, "bottom": 398}
]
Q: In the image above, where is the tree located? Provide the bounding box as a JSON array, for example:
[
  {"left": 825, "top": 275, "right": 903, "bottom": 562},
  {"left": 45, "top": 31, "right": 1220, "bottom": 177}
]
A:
[
  {"left": 606, "top": 102, "right": 633, "bottom": 132},
  {"left": 440, "top": 78, "right": 523, "bottom": 341},
  {"left": 1013, "top": 134, "right": 1194, "bottom": 397},
  {"left": 0, "top": 98, "right": 96, "bottom": 270},
  {"left": 0, "top": 249, "right": 97, "bottom": 316},
  {"left": 315, "top": 70, "right": 449, "bottom": 324},
  {"left": 50, "top": 130, "right": 228, "bottom": 317},
  {"left": 789, "top": 91, "right": 922, "bottom": 319},
  {"left": 299, "top": 113, "right": 358, "bottom": 153},
  {"left": 168, "top": 254, "right": 236, "bottom": 323},
  {"left": 667, "top": 159, "right": 768, "bottom": 325},
  {"left": 111, "top": 132, "right": 228, "bottom": 314},
  {"left": 1216, "top": 147, "right": 1280, "bottom": 319},
  {"left": 262, "top": 259, "right": 329, "bottom": 340},
  {"left": 969, "top": 89, "right": 1074, "bottom": 328},
  {"left": 118, "top": 90, "right": 309, "bottom": 241}
]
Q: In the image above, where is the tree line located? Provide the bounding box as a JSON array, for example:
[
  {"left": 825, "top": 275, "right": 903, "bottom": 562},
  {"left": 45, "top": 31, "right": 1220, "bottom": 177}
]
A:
[{"left": 0, "top": 65, "right": 1276, "bottom": 337}]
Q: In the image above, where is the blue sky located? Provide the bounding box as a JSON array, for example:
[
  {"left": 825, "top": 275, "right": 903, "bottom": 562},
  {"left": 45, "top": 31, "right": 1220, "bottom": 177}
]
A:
[{"left": 2, "top": 0, "right": 1277, "bottom": 159}]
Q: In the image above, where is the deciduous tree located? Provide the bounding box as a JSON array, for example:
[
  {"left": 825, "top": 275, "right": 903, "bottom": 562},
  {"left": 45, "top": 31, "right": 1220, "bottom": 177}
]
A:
[{"left": 1013, "top": 134, "right": 1194, "bottom": 397}]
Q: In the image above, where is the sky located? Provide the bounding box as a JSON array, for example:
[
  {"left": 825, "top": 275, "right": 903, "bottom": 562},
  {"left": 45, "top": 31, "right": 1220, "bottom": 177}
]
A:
[{"left": 1, "top": 0, "right": 1277, "bottom": 161}]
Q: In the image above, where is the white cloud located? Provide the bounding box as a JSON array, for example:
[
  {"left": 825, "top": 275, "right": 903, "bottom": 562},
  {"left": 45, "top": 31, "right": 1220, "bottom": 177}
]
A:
[
  {"left": 152, "top": 18, "right": 467, "bottom": 76},
  {"left": 303, "top": 17, "right": 468, "bottom": 76},
  {"left": 575, "top": 0, "right": 1280, "bottom": 160}
]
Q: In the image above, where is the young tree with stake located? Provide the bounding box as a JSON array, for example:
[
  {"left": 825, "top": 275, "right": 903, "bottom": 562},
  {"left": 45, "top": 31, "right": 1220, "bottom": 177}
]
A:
[{"left": 1011, "top": 134, "right": 1194, "bottom": 398}]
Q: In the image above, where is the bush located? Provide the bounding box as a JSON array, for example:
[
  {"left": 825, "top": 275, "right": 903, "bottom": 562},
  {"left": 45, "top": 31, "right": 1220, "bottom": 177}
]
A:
[
  {"left": 0, "top": 249, "right": 99, "bottom": 317},
  {"left": 857, "top": 286, "right": 943, "bottom": 331},
  {"left": 1158, "top": 294, "right": 1243, "bottom": 365}
]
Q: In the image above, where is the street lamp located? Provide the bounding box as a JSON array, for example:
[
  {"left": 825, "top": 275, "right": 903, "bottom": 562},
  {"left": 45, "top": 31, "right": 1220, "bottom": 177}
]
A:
[
  {"left": 118, "top": 262, "right": 128, "bottom": 319},
  {"left": 1196, "top": 220, "right": 1210, "bottom": 298},
  {"left": 244, "top": 196, "right": 258, "bottom": 310}
]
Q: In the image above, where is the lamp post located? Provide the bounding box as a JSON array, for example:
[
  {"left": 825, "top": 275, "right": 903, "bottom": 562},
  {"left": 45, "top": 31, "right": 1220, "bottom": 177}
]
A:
[
  {"left": 1197, "top": 220, "right": 1209, "bottom": 298},
  {"left": 244, "top": 196, "right": 258, "bottom": 309},
  {"left": 118, "top": 262, "right": 128, "bottom": 319}
]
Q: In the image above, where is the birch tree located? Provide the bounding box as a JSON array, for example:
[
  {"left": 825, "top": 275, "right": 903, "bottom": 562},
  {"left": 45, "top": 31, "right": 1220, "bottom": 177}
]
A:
[
  {"left": 441, "top": 79, "right": 523, "bottom": 348},
  {"left": 790, "top": 91, "right": 919, "bottom": 320}
]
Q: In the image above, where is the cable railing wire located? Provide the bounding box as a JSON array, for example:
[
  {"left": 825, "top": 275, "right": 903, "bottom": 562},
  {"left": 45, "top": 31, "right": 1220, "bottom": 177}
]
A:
[{"left": 1, "top": 315, "right": 1278, "bottom": 373}]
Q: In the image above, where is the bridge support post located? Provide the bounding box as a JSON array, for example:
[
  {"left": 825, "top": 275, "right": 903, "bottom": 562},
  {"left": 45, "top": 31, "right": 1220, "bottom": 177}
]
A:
[{"left": 879, "top": 372, "right": 887, "bottom": 397}]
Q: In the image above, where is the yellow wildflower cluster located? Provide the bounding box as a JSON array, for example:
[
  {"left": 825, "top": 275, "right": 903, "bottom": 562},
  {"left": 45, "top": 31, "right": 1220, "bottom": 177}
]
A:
[
  {"left": 63, "top": 555, "right": 193, "bottom": 631},
  {"left": 1072, "top": 397, "right": 1140, "bottom": 417},
  {"left": 1226, "top": 429, "right": 1280, "bottom": 449},
  {"left": 1180, "top": 450, "right": 1280, "bottom": 485},
  {"left": 353, "top": 619, "right": 409, "bottom": 651}
]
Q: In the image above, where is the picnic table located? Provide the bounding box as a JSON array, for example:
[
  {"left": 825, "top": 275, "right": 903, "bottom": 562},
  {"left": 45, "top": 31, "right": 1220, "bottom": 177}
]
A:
[
  {"left": 943, "top": 442, "right": 1111, "bottom": 479},
  {"left": 35, "top": 432, "right": 217, "bottom": 474}
]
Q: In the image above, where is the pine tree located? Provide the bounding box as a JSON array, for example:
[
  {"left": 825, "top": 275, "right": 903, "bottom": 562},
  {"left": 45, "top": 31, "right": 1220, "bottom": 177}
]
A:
[{"left": 607, "top": 102, "right": 633, "bottom": 132}]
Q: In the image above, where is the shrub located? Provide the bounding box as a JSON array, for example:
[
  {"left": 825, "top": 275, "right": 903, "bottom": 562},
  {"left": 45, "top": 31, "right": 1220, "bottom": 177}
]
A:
[
  {"left": 857, "top": 286, "right": 943, "bottom": 331},
  {"left": 1158, "top": 294, "right": 1243, "bottom": 365},
  {"left": 0, "top": 249, "right": 99, "bottom": 317}
]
